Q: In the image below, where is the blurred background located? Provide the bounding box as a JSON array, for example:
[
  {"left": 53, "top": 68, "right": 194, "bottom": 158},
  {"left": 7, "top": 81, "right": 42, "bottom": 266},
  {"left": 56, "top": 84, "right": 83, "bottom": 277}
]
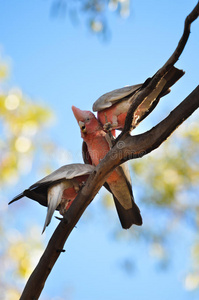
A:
[{"left": 0, "top": 0, "right": 199, "bottom": 299}]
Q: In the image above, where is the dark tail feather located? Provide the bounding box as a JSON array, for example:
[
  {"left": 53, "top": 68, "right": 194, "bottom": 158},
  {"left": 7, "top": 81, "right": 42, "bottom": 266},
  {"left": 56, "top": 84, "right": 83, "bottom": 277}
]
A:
[
  {"left": 104, "top": 182, "right": 142, "bottom": 229},
  {"left": 113, "top": 195, "right": 142, "bottom": 229},
  {"left": 9, "top": 189, "right": 48, "bottom": 208},
  {"left": 8, "top": 193, "right": 24, "bottom": 205}
]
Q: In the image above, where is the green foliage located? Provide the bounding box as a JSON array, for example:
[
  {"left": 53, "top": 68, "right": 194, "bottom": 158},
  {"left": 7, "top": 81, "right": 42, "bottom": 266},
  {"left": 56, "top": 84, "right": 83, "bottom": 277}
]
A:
[
  {"left": 0, "top": 54, "right": 71, "bottom": 298},
  {"left": 0, "top": 225, "right": 44, "bottom": 300},
  {"left": 133, "top": 121, "right": 199, "bottom": 211},
  {"left": 0, "top": 58, "right": 53, "bottom": 299},
  {"left": 0, "top": 68, "right": 53, "bottom": 187}
]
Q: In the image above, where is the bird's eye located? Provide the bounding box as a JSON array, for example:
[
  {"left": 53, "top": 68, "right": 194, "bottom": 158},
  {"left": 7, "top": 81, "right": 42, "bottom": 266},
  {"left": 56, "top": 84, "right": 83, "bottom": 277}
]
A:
[{"left": 86, "top": 118, "right": 90, "bottom": 122}]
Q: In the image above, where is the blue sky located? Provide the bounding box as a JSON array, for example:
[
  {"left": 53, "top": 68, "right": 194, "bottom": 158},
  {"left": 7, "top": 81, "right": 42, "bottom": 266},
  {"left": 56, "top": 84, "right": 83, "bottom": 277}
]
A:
[{"left": 1, "top": 0, "right": 199, "bottom": 299}]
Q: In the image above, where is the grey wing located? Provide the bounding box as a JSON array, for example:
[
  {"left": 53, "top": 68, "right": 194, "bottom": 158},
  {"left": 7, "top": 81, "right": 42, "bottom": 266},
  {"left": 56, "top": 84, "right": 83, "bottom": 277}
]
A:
[
  {"left": 30, "top": 163, "right": 94, "bottom": 190},
  {"left": 9, "top": 163, "right": 94, "bottom": 206},
  {"left": 93, "top": 66, "right": 184, "bottom": 113},
  {"left": 92, "top": 84, "right": 142, "bottom": 112}
]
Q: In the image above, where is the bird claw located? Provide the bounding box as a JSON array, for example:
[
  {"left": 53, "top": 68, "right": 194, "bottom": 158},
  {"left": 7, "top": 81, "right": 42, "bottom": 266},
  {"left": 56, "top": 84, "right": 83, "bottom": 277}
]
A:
[
  {"left": 74, "top": 185, "right": 80, "bottom": 192},
  {"left": 72, "top": 179, "right": 80, "bottom": 192},
  {"left": 103, "top": 122, "right": 112, "bottom": 132},
  {"left": 55, "top": 217, "right": 63, "bottom": 221}
]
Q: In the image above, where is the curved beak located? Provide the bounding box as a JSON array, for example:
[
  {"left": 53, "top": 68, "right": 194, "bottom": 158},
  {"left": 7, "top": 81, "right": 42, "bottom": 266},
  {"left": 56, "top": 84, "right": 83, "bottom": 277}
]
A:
[{"left": 79, "top": 121, "right": 86, "bottom": 132}]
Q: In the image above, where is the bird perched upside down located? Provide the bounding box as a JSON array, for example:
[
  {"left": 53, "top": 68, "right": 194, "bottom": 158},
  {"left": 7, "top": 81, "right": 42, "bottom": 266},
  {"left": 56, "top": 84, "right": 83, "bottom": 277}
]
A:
[
  {"left": 93, "top": 66, "right": 184, "bottom": 131},
  {"left": 72, "top": 106, "right": 142, "bottom": 229},
  {"left": 9, "top": 163, "right": 94, "bottom": 232}
]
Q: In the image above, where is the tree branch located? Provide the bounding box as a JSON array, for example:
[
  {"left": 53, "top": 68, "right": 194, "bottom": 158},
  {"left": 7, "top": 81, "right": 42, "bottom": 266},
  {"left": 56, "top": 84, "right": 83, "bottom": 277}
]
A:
[
  {"left": 20, "top": 7, "right": 199, "bottom": 300},
  {"left": 119, "top": 1, "right": 199, "bottom": 136},
  {"left": 120, "top": 85, "right": 199, "bottom": 160},
  {"left": 20, "top": 3, "right": 199, "bottom": 299},
  {"left": 20, "top": 84, "right": 199, "bottom": 300}
]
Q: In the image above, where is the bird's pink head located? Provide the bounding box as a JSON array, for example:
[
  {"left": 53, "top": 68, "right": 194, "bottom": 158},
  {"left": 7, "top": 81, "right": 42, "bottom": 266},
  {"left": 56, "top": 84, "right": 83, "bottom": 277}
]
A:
[{"left": 72, "top": 106, "right": 101, "bottom": 136}]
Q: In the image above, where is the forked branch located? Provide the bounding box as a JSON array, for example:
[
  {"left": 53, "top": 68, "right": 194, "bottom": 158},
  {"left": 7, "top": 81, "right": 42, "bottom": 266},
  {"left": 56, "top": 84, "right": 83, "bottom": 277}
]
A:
[
  {"left": 20, "top": 85, "right": 199, "bottom": 300},
  {"left": 120, "top": 1, "right": 199, "bottom": 136},
  {"left": 20, "top": 2, "right": 199, "bottom": 299}
]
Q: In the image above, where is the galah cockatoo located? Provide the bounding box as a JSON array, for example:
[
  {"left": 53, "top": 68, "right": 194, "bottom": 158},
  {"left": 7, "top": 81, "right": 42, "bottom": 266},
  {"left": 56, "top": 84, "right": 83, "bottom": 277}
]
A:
[
  {"left": 72, "top": 106, "right": 142, "bottom": 229},
  {"left": 9, "top": 163, "right": 94, "bottom": 232},
  {"left": 92, "top": 66, "right": 184, "bottom": 130}
]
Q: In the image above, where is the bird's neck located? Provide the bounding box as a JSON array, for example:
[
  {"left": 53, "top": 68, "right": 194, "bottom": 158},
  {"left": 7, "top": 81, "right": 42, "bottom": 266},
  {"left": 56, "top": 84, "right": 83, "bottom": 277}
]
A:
[{"left": 82, "top": 130, "right": 110, "bottom": 166}]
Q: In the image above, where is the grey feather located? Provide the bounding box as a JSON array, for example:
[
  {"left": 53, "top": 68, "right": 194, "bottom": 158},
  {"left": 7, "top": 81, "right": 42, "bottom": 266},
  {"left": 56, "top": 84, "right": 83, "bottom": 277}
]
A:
[
  {"left": 93, "top": 84, "right": 142, "bottom": 111},
  {"left": 42, "top": 181, "right": 71, "bottom": 233},
  {"left": 9, "top": 163, "right": 95, "bottom": 232},
  {"left": 92, "top": 67, "right": 185, "bottom": 119},
  {"left": 30, "top": 163, "right": 95, "bottom": 190}
]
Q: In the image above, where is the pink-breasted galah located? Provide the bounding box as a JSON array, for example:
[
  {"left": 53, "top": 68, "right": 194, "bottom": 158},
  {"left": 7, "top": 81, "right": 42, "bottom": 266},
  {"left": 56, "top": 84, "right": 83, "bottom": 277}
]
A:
[
  {"left": 72, "top": 106, "right": 142, "bottom": 229},
  {"left": 92, "top": 66, "right": 184, "bottom": 130},
  {"left": 9, "top": 163, "right": 94, "bottom": 232}
]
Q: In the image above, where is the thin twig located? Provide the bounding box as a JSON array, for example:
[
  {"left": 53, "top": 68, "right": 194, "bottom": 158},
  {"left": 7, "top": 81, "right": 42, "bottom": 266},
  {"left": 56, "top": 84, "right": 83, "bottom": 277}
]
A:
[{"left": 118, "top": 1, "right": 199, "bottom": 136}]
